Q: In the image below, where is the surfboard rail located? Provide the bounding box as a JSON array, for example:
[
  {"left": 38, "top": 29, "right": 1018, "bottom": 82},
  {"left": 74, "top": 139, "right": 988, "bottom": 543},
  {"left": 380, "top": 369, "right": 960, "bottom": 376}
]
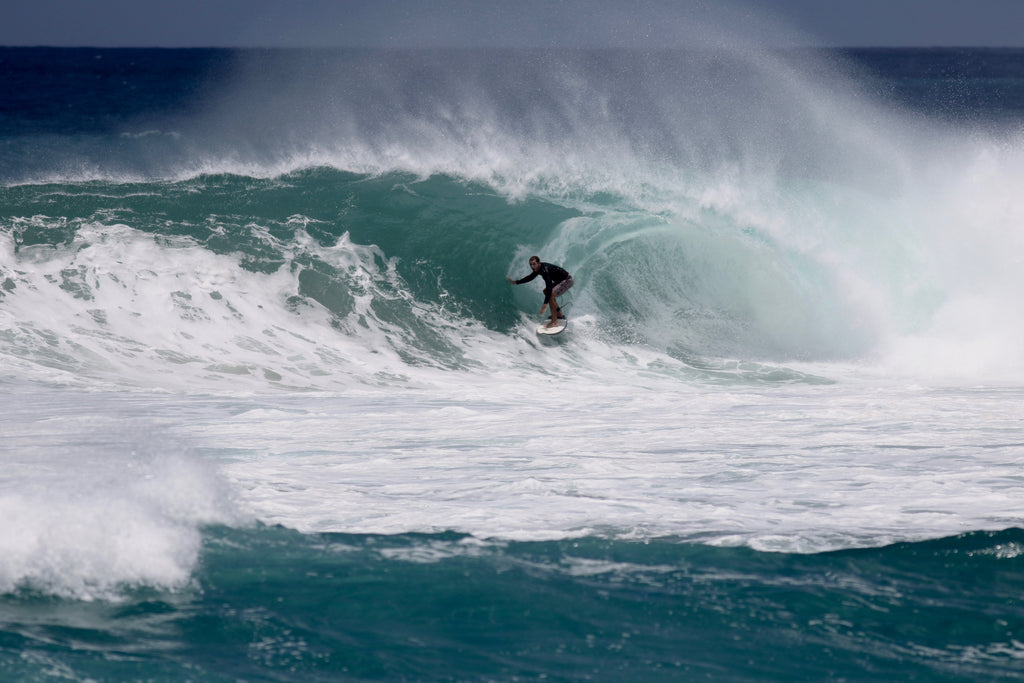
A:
[{"left": 536, "top": 319, "right": 567, "bottom": 335}]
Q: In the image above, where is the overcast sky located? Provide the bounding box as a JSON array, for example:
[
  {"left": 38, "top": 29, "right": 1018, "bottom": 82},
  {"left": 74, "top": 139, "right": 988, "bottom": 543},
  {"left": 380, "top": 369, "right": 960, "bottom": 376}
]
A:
[{"left": 5, "top": 0, "right": 1024, "bottom": 48}]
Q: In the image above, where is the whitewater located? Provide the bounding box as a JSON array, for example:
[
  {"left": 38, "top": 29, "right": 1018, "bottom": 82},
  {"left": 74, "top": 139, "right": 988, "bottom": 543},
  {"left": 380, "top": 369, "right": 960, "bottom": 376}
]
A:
[{"left": 2, "top": 44, "right": 1024, "bottom": 681}]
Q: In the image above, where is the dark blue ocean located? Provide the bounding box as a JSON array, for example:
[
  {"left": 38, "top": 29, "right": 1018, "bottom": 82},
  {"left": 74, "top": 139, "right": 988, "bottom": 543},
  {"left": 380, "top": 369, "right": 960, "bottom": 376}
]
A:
[{"left": 3, "top": 46, "right": 1024, "bottom": 681}]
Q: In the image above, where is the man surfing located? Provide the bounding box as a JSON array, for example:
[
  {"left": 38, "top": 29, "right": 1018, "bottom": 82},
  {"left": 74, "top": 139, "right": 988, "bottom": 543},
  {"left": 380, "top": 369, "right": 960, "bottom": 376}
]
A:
[{"left": 507, "top": 256, "right": 574, "bottom": 328}]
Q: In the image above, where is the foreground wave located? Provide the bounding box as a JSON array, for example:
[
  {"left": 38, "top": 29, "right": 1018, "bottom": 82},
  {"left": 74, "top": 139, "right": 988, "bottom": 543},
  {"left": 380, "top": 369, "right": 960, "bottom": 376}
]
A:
[{"left": 3, "top": 525, "right": 1023, "bottom": 682}]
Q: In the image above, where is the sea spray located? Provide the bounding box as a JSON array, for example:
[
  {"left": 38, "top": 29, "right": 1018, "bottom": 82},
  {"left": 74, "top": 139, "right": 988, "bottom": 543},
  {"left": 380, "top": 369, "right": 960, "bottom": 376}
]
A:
[{"left": 1, "top": 392, "right": 242, "bottom": 599}]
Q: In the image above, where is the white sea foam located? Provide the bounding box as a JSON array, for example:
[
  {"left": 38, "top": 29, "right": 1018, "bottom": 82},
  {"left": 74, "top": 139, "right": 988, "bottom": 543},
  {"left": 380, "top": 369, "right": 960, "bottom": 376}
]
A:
[
  {"left": 195, "top": 377, "right": 1024, "bottom": 553},
  {"left": 0, "top": 392, "right": 243, "bottom": 599},
  {"left": 4, "top": 309, "right": 1024, "bottom": 599},
  {"left": 0, "top": 218, "right": 509, "bottom": 392},
  {"left": 4, "top": 349, "right": 1023, "bottom": 599}
]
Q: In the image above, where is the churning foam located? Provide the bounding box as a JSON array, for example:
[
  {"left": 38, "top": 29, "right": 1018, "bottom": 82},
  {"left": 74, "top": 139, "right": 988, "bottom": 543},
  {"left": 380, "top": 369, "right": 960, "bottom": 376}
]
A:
[{"left": 0, "top": 396, "right": 242, "bottom": 600}]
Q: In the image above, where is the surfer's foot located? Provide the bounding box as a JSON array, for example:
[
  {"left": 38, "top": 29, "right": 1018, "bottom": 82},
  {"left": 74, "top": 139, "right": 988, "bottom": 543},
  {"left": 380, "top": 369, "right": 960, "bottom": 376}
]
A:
[{"left": 546, "top": 321, "right": 559, "bottom": 328}]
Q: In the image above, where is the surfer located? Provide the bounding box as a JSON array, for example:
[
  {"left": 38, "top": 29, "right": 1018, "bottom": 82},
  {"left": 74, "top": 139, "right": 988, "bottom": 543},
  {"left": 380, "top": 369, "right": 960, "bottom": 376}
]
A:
[{"left": 508, "top": 256, "right": 574, "bottom": 328}]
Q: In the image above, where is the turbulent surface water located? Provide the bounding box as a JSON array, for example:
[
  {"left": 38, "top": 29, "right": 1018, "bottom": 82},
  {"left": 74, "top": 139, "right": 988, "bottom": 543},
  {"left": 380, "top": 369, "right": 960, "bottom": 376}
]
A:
[{"left": 2, "top": 45, "right": 1024, "bottom": 680}]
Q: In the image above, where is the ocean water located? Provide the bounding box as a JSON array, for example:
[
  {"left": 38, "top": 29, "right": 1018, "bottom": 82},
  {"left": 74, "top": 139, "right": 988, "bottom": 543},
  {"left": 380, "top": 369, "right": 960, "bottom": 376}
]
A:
[{"left": 2, "top": 43, "right": 1024, "bottom": 681}]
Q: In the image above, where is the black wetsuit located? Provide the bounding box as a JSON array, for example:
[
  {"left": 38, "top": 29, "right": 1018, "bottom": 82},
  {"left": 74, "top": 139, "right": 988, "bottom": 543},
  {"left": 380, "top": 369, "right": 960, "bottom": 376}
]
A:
[{"left": 515, "top": 263, "right": 570, "bottom": 304}]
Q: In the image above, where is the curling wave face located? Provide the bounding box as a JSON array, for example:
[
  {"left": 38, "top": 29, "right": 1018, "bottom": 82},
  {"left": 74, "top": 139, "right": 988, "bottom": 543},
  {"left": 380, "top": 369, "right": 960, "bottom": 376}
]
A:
[{"left": 4, "top": 48, "right": 1024, "bottom": 388}]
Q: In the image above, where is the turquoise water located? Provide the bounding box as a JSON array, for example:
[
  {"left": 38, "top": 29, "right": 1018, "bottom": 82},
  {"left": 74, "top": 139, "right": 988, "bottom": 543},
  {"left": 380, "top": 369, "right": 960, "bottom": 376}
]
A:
[
  {"left": 5, "top": 526, "right": 1024, "bottom": 681},
  {"left": 3, "top": 46, "right": 1024, "bottom": 681}
]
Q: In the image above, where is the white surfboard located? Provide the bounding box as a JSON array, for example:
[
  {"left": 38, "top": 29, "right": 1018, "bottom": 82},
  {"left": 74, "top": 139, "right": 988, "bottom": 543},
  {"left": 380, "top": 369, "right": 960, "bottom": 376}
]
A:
[{"left": 536, "top": 319, "right": 567, "bottom": 335}]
